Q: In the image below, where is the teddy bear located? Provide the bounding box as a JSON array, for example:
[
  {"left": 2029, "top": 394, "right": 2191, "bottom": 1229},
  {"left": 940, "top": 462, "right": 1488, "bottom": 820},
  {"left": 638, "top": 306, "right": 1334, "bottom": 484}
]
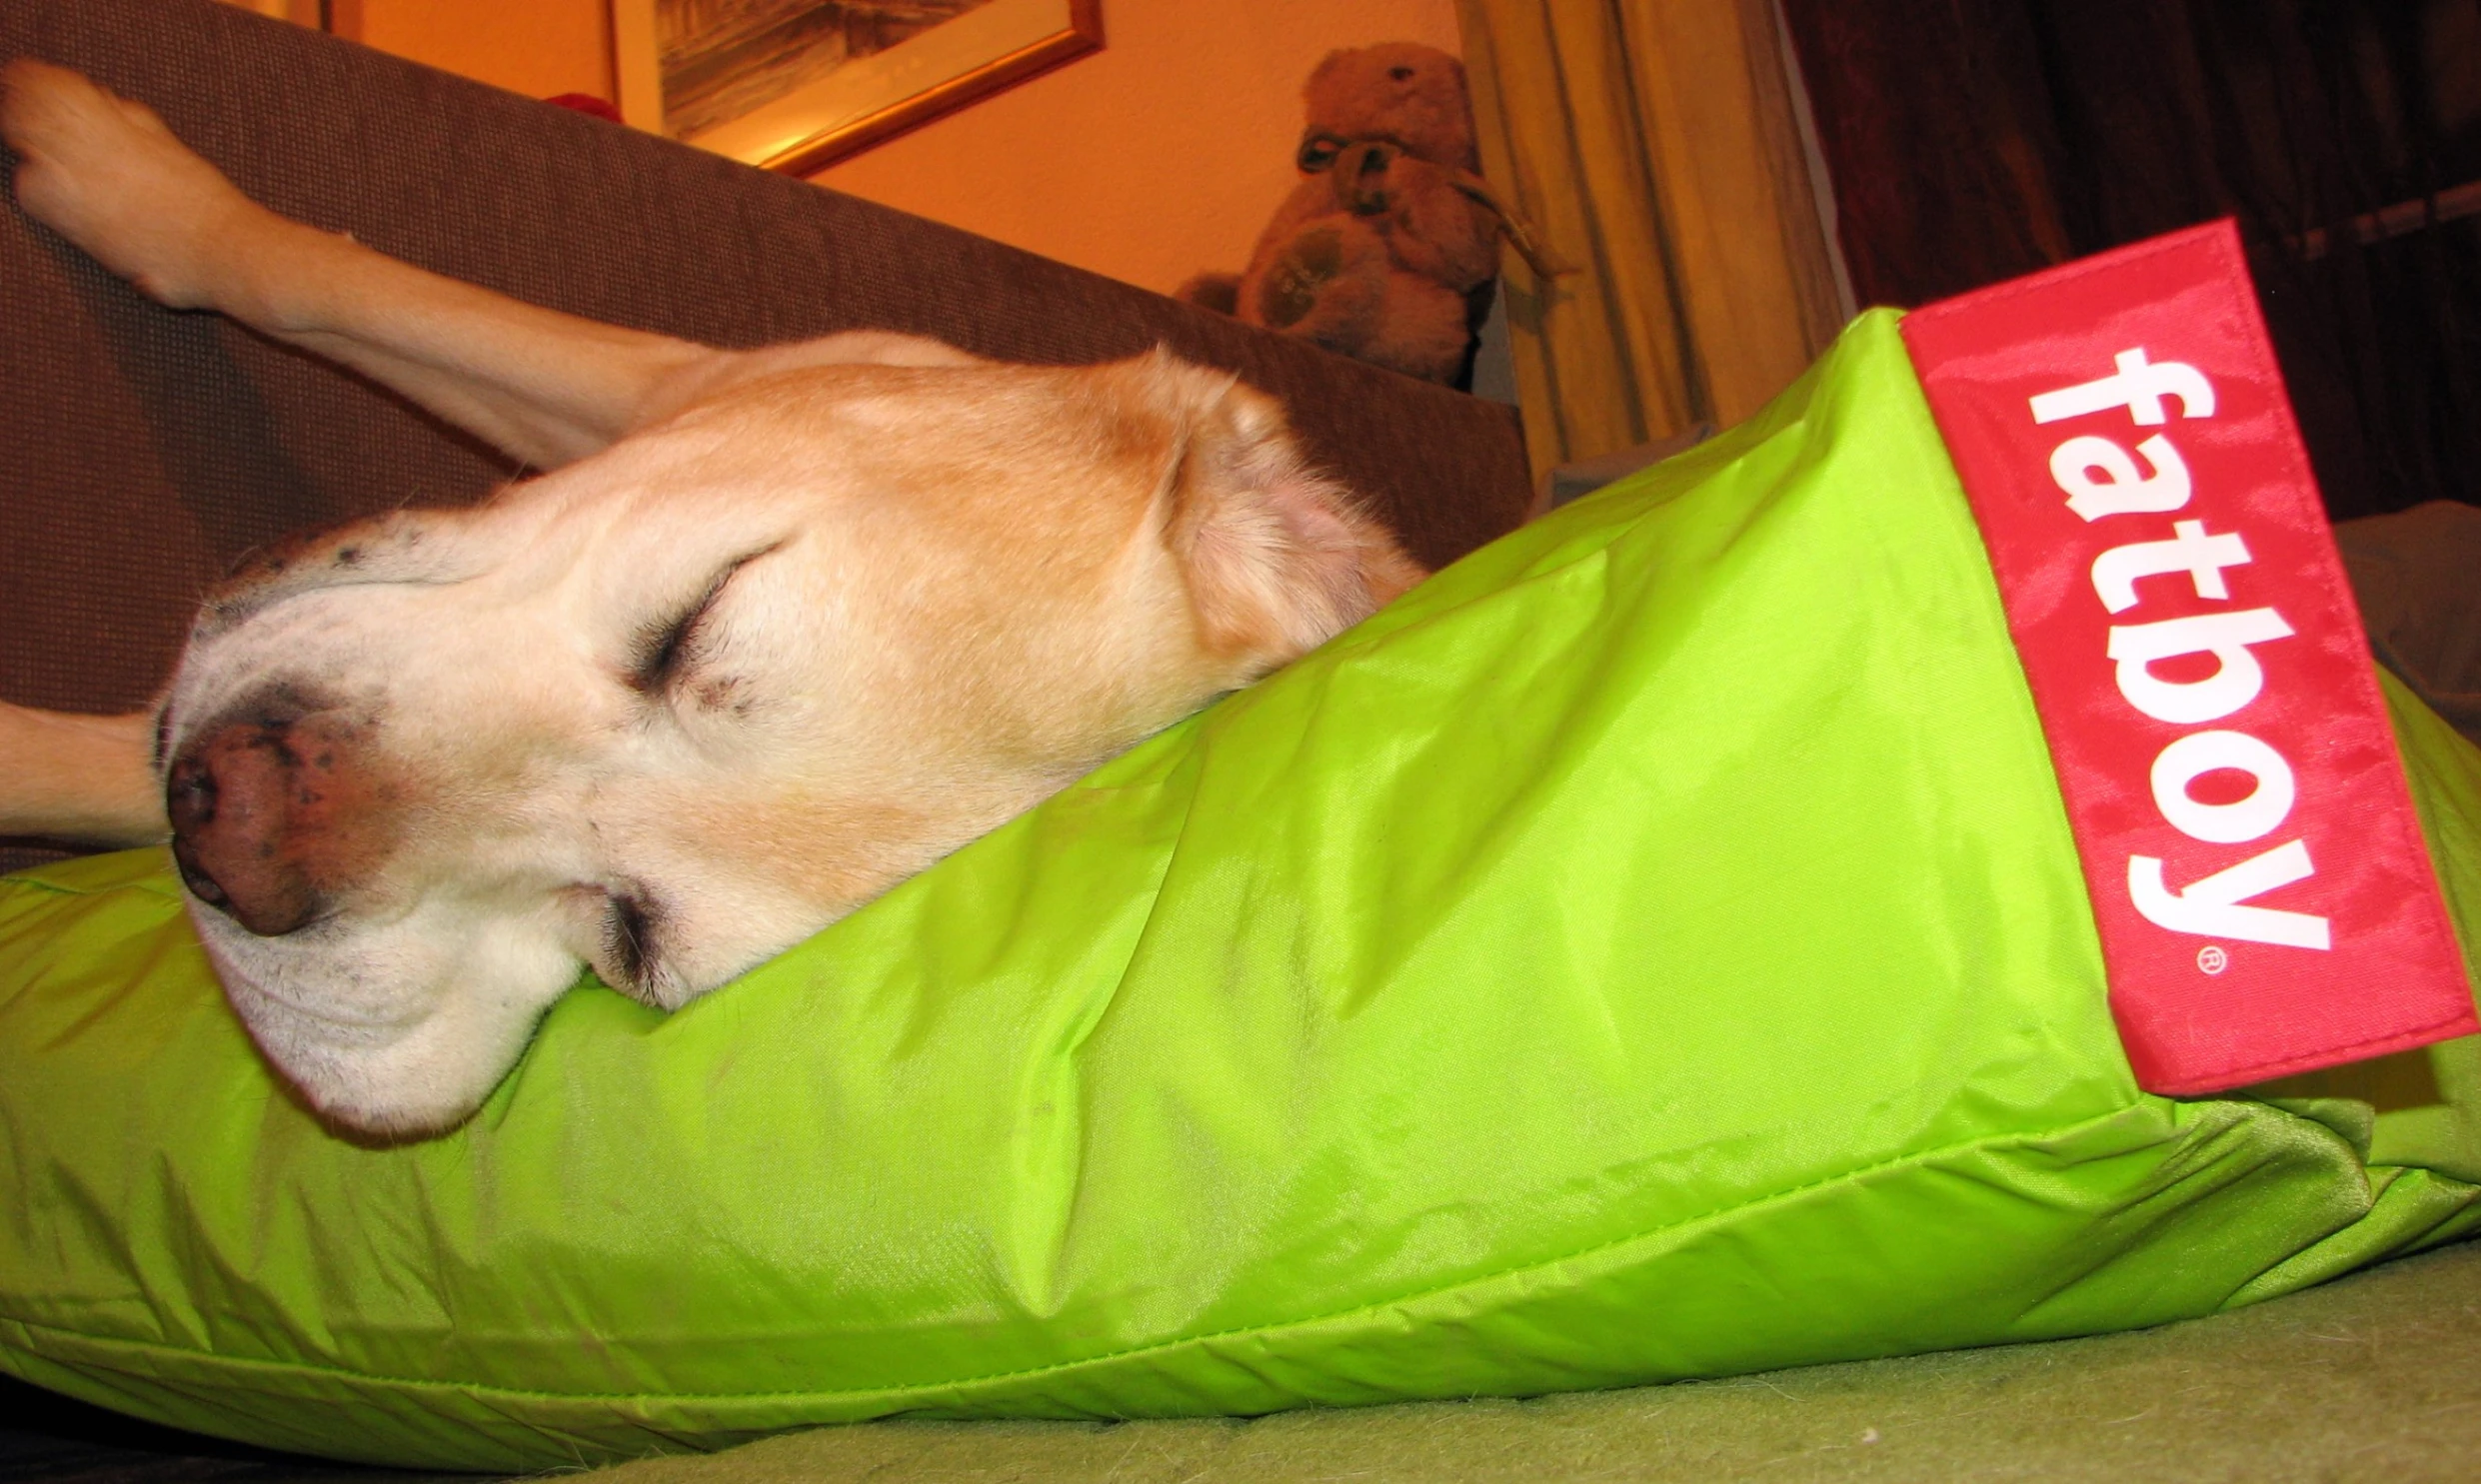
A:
[{"left": 1182, "top": 43, "right": 1557, "bottom": 386}]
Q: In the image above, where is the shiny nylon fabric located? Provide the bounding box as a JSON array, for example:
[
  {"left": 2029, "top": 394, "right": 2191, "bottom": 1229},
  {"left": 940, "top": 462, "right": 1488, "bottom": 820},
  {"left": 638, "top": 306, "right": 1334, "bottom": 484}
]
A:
[{"left": 2, "top": 313, "right": 2478, "bottom": 1470}]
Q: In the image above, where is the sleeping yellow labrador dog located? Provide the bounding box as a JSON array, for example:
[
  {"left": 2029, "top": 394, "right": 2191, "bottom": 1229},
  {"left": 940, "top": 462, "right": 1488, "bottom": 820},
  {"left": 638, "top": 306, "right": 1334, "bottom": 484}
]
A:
[{"left": 0, "top": 60, "right": 1421, "bottom": 1138}]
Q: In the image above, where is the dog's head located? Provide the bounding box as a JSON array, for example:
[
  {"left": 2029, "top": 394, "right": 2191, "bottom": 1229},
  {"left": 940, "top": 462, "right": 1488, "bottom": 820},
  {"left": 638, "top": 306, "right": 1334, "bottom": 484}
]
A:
[{"left": 159, "top": 352, "right": 1419, "bottom": 1137}]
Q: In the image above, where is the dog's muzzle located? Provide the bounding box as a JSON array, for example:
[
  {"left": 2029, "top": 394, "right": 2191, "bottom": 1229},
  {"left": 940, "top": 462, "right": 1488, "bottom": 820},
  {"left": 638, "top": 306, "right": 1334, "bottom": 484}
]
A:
[{"left": 166, "top": 704, "right": 393, "bottom": 937}]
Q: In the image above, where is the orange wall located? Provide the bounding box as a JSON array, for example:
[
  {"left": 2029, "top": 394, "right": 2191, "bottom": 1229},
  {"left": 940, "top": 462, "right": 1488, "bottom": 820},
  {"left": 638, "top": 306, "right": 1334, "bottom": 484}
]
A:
[
  {"left": 343, "top": 0, "right": 1460, "bottom": 297},
  {"left": 357, "top": 0, "right": 613, "bottom": 107},
  {"left": 810, "top": 0, "right": 1464, "bottom": 296}
]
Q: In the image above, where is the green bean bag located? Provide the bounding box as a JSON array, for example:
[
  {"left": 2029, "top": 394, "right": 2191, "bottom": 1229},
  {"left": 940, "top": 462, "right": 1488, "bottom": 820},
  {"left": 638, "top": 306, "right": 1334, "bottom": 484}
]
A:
[{"left": 3, "top": 309, "right": 2477, "bottom": 1471}]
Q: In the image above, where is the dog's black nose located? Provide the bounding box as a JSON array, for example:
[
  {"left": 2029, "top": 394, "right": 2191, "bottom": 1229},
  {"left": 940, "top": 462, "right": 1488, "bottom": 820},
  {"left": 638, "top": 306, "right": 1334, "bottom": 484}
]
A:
[{"left": 166, "top": 720, "right": 325, "bottom": 936}]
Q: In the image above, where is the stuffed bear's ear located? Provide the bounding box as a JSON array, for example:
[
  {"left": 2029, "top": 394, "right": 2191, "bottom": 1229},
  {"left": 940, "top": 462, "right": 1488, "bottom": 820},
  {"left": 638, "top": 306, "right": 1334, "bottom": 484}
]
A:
[{"left": 1140, "top": 351, "right": 1425, "bottom": 672}]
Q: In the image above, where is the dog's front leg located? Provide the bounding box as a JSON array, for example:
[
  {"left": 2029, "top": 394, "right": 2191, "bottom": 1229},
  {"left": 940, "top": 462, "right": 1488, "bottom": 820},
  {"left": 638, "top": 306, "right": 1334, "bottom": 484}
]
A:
[
  {"left": 0, "top": 60, "right": 722, "bottom": 470},
  {"left": 0, "top": 704, "right": 164, "bottom": 848}
]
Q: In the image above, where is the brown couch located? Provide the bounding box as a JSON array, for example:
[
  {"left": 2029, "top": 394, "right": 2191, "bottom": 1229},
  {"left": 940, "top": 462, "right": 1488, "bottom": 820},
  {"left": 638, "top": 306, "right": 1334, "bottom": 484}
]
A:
[{"left": 0, "top": 0, "right": 1531, "bottom": 875}]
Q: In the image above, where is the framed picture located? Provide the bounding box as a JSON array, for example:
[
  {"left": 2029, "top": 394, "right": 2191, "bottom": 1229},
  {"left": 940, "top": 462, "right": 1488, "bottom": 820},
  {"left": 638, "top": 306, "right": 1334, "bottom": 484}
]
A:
[{"left": 611, "top": 0, "right": 1102, "bottom": 175}]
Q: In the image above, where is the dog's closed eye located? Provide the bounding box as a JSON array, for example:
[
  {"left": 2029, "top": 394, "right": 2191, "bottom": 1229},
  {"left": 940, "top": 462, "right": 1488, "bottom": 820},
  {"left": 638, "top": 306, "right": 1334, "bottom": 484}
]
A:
[
  {"left": 602, "top": 888, "right": 664, "bottom": 998},
  {"left": 627, "top": 545, "right": 779, "bottom": 695},
  {"left": 630, "top": 579, "right": 725, "bottom": 694}
]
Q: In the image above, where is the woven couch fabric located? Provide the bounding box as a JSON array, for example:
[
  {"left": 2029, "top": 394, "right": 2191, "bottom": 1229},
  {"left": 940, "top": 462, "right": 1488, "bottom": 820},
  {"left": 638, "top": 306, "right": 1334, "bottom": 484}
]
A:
[
  {"left": 2339, "top": 502, "right": 2481, "bottom": 747},
  {"left": 0, "top": 0, "right": 1529, "bottom": 873},
  {"left": 2, "top": 313, "right": 2477, "bottom": 1470}
]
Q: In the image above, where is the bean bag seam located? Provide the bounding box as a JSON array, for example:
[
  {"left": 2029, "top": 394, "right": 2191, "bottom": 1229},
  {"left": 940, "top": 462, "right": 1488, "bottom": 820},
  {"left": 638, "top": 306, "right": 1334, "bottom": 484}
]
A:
[{"left": 1, "top": 1097, "right": 2191, "bottom": 1406}]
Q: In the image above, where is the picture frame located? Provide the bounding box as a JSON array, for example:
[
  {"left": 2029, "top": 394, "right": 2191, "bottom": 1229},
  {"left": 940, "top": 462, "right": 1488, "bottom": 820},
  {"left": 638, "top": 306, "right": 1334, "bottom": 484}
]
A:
[{"left": 611, "top": 0, "right": 1103, "bottom": 176}]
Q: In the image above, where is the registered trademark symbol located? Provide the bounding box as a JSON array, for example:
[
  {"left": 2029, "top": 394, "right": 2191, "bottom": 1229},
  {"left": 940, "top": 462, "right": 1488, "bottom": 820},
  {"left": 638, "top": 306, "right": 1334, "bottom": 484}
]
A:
[{"left": 2197, "top": 944, "right": 2229, "bottom": 974}]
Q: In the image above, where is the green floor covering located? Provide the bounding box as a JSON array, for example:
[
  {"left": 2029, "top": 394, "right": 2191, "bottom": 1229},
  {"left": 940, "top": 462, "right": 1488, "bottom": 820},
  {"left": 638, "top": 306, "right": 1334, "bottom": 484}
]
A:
[{"left": 585, "top": 1237, "right": 2481, "bottom": 1483}]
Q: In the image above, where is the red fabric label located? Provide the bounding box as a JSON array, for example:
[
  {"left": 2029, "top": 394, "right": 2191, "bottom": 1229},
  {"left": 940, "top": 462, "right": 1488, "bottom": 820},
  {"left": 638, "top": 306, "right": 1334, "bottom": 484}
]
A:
[{"left": 1900, "top": 220, "right": 2475, "bottom": 1095}]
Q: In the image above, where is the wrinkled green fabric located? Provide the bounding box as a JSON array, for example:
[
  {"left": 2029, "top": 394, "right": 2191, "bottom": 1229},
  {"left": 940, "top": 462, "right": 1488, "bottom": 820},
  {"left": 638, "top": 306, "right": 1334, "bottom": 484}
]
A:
[{"left": 2, "top": 311, "right": 2476, "bottom": 1471}]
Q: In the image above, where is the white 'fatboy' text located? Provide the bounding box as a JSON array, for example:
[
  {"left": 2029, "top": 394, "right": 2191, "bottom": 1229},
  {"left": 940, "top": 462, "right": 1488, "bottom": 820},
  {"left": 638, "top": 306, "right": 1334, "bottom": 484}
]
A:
[{"left": 2032, "top": 350, "right": 2331, "bottom": 950}]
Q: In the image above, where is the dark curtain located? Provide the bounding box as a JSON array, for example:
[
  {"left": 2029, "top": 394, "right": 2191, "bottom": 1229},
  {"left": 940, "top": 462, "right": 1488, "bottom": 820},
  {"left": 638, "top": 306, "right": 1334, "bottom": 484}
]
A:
[{"left": 1780, "top": 0, "right": 2481, "bottom": 520}]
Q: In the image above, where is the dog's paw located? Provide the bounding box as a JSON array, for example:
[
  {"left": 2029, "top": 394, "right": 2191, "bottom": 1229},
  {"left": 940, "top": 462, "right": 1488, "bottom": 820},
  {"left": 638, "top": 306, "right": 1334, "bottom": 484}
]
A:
[{"left": 1, "top": 59, "right": 249, "bottom": 308}]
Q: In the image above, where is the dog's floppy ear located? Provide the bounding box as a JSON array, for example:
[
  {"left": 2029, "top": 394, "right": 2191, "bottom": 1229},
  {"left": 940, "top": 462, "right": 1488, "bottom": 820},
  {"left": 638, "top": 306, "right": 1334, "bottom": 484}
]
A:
[{"left": 1145, "top": 352, "right": 1425, "bottom": 670}]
